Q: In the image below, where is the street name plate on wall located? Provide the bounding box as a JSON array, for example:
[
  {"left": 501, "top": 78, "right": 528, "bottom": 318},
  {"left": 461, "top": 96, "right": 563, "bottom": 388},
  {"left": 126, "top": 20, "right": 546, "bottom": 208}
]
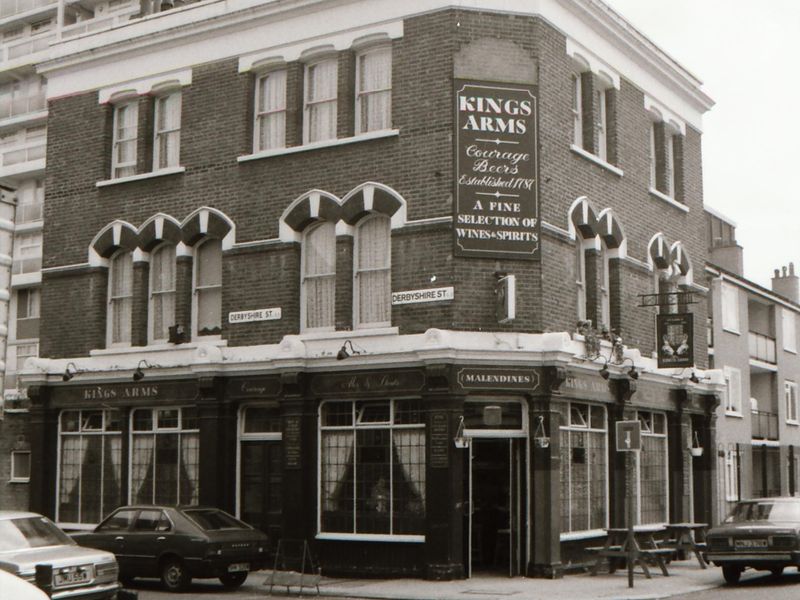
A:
[
  {"left": 283, "top": 415, "right": 302, "bottom": 469},
  {"left": 454, "top": 79, "right": 540, "bottom": 260},
  {"left": 429, "top": 411, "right": 450, "bottom": 468},
  {"left": 228, "top": 308, "right": 281, "bottom": 324},
  {"left": 391, "top": 287, "right": 454, "bottom": 305},
  {"left": 456, "top": 367, "right": 540, "bottom": 392}
]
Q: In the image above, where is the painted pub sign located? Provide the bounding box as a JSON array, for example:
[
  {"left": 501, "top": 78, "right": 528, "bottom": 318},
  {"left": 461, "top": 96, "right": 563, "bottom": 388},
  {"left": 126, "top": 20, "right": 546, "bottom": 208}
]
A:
[
  {"left": 656, "top": 312, "right": 694, "bottom": 369},
  {"left": 454, "top": 80, "right": 539, "bottom": 260}
]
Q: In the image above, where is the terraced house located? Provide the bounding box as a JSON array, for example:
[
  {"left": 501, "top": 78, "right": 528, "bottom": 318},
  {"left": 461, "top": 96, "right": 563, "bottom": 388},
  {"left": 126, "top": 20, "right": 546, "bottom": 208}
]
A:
[{"left": 14, "top": 0, "right": 725, "bottom": 579}]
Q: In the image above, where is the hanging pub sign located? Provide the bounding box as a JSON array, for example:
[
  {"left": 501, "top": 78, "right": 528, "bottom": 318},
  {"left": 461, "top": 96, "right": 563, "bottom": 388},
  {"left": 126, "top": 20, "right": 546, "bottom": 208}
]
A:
[
  {"left": 656, "top": 312, "right": 694, "bottom": 369},
  {"left": 454, "top": 79, "right": 539, "bottom": 260}
]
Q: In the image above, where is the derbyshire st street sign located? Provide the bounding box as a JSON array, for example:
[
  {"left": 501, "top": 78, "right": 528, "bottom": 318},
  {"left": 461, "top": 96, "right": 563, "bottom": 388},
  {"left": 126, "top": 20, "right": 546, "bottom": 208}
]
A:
[{"left": 615, "top": 420, "right": 642, "bottom": 452}]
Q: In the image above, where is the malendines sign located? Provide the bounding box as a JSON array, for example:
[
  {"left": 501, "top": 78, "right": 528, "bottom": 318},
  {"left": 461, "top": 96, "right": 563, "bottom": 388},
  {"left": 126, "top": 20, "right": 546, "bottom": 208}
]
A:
[{"left": 454, "top": 80, "right": 540, "bottom": 260}]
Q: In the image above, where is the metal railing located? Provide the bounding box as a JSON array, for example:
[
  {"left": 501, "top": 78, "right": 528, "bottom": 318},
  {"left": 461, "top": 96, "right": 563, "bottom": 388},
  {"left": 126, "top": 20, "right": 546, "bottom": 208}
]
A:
[
  {"left": 751, "top": 410, "right": 779, "bottom": 441},
  {"left": 749, "top": 331, "right": 777, "bottom": 363}
]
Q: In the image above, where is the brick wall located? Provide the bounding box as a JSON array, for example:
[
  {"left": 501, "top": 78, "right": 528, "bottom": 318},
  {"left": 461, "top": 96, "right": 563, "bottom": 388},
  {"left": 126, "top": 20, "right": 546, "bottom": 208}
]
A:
[{"left": 40, "top": 8, "right": 707, "bottom": 362}]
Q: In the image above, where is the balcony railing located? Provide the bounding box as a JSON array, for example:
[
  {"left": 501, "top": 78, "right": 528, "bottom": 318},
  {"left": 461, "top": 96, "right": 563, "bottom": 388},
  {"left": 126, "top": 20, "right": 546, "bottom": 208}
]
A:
[
  {"left": 0, "top": 93, "right": 46, "bottom": 121},
  {"left": 16, "top": 201, "right": 43, "bottom": 223},
  {"left": 1, "top": 140, "right": 45, "bottom": 168},
  {"left": 749, "top": 331, "right": 777, "bottom": 364},
  {"left": 3, "top": 32, "right": 56, "bottom": 61},
  {"left": 0, "top": 0, "right": 56, "bottom": 19},
  {"left": 12, "top": 254, "right": 41, "bottom": 275},
  {"left": 60, "top": 4, "right": 140, "bottom": 40},
  {"left": 751, "top": 410, "right": 779, "bottom": 441}
]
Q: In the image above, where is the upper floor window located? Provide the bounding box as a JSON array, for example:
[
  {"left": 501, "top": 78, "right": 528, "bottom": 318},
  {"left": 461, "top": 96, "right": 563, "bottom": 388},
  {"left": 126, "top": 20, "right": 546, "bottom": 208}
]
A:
[
  {"left": 304, "top": 58, "right": 338, "bottom": 143},
  {"left": 783, "top": 308, "right": 797, "bottom": 353},
  {"left": 149, "top": 244, "right": 176, "bottom": 343},
  {"left": 11, "top": 231, "right": 41, "bottom": 275},
  {"left": 302, "top": 221, "right": 335, "bottom": 330},
  {"left": 599, "top": 245, "right": 610, "bottom": 328},
  {"left": 108, "top": 250, "right": 133, "bottom": 346},
  {"left": 721, "top": 282, "right": 740, "bottom": 333},
  {"left": 649, "top": 123, "right": 657, "bottom": 188},
  {"left": 649, "top": 120, "right": 683, "bottom": 201},
  {"left": 16, "top": 178, "right": 43, "bottom": 223},
  {"left": 356, "top": 46, "right": 391, "bottom": 133},
  {"left": 724, "top": 366, "right": 742, "bottom": 415},
  {"left": 193, "top": 239, "right": 222, "bottom": 337},
  {"left": 595, "top": 87, "right": 608, "bottom": 162},
  {"left": 665, "top": 132, "right": 677, "bottom": 198},
  {"left": 354, "top": 215, "right": 390, "bottom": 328},
  {"left": 112, "top": 100, "right": 138, "bottom": 179},
  {"left": 153, "top": 91, "right": 181, "bottom": 170},
  {"left": 571, "top": 72, "right": 583, "bottom": 148},
  {"left": 16, "top": 287, "right": 40, "bottom": 340},
  {"left": 254, "top": 69, "right": 287, "bottom": 152},
  {"left": 786, "top": 381, "right": 798, "bottom": 424}
]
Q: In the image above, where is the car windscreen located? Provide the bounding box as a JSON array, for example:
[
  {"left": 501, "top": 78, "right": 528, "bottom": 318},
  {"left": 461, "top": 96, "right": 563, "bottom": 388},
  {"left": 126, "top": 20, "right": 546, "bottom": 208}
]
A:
[
  {"left": 183, "top": 509, "right": 249, "bottom": 531},
  {"left": 0, "top": 517, "right": 74, "bottom": 552},
  {"left": 726, "top": 501, "right": 800, "bottom": 523}
]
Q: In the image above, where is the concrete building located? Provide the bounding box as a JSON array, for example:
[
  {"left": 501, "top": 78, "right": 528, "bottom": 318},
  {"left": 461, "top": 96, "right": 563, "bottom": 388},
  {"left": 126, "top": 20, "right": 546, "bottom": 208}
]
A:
[
  {"left": 17, "top": 0, "right": 724, "bottom": 579},
  {"left": 705, "top": 207, "right": 800, "bottom": 521}
]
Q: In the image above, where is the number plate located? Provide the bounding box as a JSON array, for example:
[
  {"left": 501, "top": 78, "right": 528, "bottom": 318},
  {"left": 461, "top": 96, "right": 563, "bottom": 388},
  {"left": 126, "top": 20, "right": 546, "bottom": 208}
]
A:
[
  {"left": 228, "top": 563, "right": 249, "bottom": 573},
  {"left": 54, "top": 566, "right": 92, "bottom": 586},
  {"left": 734, "top": 539, "right": 768, "bottom": 549}
]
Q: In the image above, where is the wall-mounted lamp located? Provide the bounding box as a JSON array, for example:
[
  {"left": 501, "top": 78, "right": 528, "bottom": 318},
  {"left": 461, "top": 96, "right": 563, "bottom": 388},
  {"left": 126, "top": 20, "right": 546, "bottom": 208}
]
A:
[
  {"left": 599, "top": 359, "right": 610, "bottom": 380},
  {"left": 620, "top": 357, "right": 638, "bottom": 380},
  {"left": 62, "top": 362, "right": 79, "bottom": 382},
  {"left": 453, "top": 416, "right": 470, "bottom": 448},
  {"left": 133, "top": 359, "right": 155, "bottom": 382},
  {"left": 689, "top": 371, "right": 700, "bottom": 384},
  {"left": 336, "top": 340, "right": 363, "bottom": 361}
]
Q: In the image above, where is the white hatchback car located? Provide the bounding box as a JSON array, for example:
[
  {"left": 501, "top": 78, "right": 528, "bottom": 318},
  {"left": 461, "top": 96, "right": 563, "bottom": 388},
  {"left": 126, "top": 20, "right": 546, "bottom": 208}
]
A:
[
  {"left": 0, "top": 511, "right": 120, "bottom": 600},
  {"left": 0, "top": 568, "right": 50, "bottom": 600}
]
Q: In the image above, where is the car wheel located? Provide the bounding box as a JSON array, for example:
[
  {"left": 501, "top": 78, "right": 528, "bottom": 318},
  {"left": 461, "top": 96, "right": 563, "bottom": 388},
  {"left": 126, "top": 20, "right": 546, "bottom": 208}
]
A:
[
  {"left": 219, "top": 572, "right": 248, "bottom": 589},
  {"left": 722, "top": 565, "right": 742, "bottom": 584},
  {"left": 770, "top": 566, "right": 784, "bottom": 577},
  {"left": 160, "top": 558, "right": 190, "bottom": 592}
]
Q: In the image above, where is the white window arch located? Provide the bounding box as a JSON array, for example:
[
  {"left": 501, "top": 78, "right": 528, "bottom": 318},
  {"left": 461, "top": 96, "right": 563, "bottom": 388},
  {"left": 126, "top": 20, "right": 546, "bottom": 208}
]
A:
[
  {"left": 354, "top": 214, "right": 390, "bottom": 328},
  {"left": 193, "top": 238, "right": 222, "bottom": 337},
  {"left": 149, "top": 243, "right": 176, "bottom": 343},
  {"left": 107, "top": 250, "right": 133, "bottom": 347},
  {"left": 302, "top": 221, "right": 336, "bottom": 331}
]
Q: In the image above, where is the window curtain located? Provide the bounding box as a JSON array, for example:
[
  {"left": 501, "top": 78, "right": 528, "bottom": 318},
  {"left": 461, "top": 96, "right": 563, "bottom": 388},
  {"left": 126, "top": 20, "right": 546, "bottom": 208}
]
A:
[
  {"left": 307, "top": 60, "right": 337, "bottom": 142},
  {"left": 303, "top": 222, "right": 335, "bottom": 329},
  {"left": 59, "top": 436, "right": 86, "bottom": 522},
  {"left": 110, "top": 252, "right": 133, "bottom": 344},
  {"left": 131, "top": 435, "right": 155, "bottom": 504},
  {"left": 355, "top": 217, "right": 390, "bottom": 326},
  {"left": 151, "top": 244, "right": 176, "bottom": 340},
  {"left": 180, "top": 433, "right": 200, "bottom": 505},
  {"left": 257, "top": 70, "right": 286, "bottom": 151},
  {"left": 321, "top": 431, "right": 354, "bottom": 511},
  {"left": 196, "top": 239, "right": 222, "bottom": 334},
  {"left": 359, "top": 48, "right": 391, "bottom": 132},
  {"left": 391, "top": 430, "right": 425, "bottom": 504}
]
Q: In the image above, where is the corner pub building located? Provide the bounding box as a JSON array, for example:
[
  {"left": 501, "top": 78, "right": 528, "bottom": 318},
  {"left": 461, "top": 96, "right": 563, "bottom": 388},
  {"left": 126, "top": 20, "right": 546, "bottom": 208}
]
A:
[{"left": 20, "top": 0, "right": 723, "bottom": 580}]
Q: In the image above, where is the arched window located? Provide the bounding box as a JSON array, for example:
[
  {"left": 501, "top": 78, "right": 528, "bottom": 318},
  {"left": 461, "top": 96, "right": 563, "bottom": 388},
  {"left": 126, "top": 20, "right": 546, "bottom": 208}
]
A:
[
  {"left": 149, "top": 243, "right": 176, "bottom": 343},
  {"left": 302, "top": 221, "right": 336, "bottom": 331},
  {"left": 107, "top": 250, "right": 133, "bottom": 346},
  {"left": 354, "top": 215, "right": 390, "bottom": 328},
  {"left": 193, "top": 239, "right": 222, "bottom": 337}
]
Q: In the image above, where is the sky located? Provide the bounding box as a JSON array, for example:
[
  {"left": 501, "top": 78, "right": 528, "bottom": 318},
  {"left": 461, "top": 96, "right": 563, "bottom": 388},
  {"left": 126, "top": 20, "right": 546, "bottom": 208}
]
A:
[{"left": 604, "top": 0, "right": 799, "bottom": 289}]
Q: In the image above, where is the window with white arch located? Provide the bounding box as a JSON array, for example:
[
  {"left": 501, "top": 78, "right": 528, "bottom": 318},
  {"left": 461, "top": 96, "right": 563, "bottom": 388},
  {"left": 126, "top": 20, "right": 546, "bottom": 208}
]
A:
[
  {"left": 193, "top": 239, "right": 222, "bottom": 337},
  {"left": 107, "top": 250, "right": 133, "bottom": 347},
  {"left": 354, "top": 215, "right": 390, "bottom": 328},
  {"left": 302, "top": 222, "right": 336, "bottom": 330},
  {"left": 149, "top": 243, "right": 176, "bottom": 343}
]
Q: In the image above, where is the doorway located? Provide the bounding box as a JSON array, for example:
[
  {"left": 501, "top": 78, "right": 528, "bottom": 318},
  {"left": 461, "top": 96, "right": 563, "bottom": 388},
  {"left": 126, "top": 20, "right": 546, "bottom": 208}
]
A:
[{"left": 465, "top": 438, "right": 526, "bottom": 576}]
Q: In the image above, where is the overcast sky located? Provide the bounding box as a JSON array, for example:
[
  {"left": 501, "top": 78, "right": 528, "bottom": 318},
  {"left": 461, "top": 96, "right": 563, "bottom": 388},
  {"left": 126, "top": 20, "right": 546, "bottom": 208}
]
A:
[{"left": 604, "top": 0, "right": 799, "bottom": 289}]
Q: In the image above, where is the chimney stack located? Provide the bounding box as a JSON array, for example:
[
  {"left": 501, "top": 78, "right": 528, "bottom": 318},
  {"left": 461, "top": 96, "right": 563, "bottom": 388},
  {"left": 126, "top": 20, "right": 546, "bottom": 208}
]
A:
[{"left": 772, "top": 263, "right": 799, "bottom": 304}]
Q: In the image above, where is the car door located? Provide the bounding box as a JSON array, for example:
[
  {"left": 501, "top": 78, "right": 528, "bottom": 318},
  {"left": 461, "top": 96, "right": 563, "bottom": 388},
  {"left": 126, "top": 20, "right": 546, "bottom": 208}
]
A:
[
  {"left": 124, "top": 509, "right": 171, "bottom": 578},
  {"left": 86, "top": 508, "right": 138, "bottom": 571}
]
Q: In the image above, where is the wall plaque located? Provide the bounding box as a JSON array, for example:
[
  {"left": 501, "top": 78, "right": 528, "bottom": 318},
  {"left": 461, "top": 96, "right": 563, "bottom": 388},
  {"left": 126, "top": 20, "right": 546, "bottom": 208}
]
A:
[
  {"left": 283, "top": 415, "right": 302, "bottom": 469},
  {"left": 456, "top": 367, "right": 540, "bottom": 391},
  {"left": 454, "top": 79, "right": 540, "bottom": 260},
  {"left": 429, "top": 411, "right": 450, "bottom": 468}
]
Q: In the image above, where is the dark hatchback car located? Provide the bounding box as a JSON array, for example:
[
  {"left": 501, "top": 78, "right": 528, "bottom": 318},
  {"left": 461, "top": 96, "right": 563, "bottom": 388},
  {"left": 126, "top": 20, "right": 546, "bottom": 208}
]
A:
[
  {"left": 73, "top": 506, "right": 269, "bottom": 592},
  {"left": 707, "top": 497, "right": 800, "bottom": 583}
]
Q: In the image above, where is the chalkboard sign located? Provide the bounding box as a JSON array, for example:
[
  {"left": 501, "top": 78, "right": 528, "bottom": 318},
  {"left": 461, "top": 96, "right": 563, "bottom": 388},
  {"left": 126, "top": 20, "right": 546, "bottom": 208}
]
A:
[{"left": 284, "top": 416, "right": 302, "bottom": 469}]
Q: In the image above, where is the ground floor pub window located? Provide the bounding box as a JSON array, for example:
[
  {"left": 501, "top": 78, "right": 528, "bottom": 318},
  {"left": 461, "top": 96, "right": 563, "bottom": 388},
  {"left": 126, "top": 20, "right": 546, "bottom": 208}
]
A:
[
  {"left": 558, "top": 402, "right": 608, "bottom": 534},
  {"left": 58, "top": 409, "right": 123, "bottom": 524},
  {"left": 319, "top": 399, "right": 425, "bottom": 538},
  {"left": 636, "top": 410, "right": 668, "bottom": 524},
  {"left": 130, "top": 407, "right": 199, "bottom": 505}
]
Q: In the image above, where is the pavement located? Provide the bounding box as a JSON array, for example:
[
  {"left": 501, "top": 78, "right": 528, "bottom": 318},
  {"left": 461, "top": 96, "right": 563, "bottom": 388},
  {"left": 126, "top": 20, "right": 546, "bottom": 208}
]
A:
[{"left": 242, "top": 560, "right": 726, "bottom": 600}]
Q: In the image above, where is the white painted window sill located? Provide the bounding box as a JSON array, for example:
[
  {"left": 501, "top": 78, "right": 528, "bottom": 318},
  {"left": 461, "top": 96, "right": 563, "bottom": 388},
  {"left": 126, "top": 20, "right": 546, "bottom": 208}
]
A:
[
  {"left": 316, "top": 532, "right": 424, "bottom": 543},
  {"left": 787, "top": 420, "right": 799, "bottom": 426},
  {"left": 570, "top": 144, "right": 623, "bottom": 177},
  {"left": 648, "top": 187, "right": 689, "bottom": 213},
  {"left": 299, "top": 327, "right": 399, "bottom": 341},
  {"left": 560, "top": 529, "right": 607, "bottom": 542},
  {"left": 238, "top": 129, "right": 400, "bottom": 162},
  {"left": 90, "top": 338, "right": 228, "bottom": 357},
  {"left": 722, "top": 326, "right": 741, "bottom": 336},
  {"left": 97, "top": 166, "right": 186, "bottom": 187},
  {"left": 725, "top": 411, "right": 743, "bottom": 418}
]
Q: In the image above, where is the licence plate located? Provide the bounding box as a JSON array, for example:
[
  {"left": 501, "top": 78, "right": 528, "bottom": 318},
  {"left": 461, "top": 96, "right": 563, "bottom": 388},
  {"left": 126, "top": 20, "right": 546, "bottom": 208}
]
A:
[
  {"left": 734, "top": 539, "right": 768, "bottom": 549},
  {"left": 54, "top": 566, "right": 92, "bottom": 586},
  {"left": 228, "top": 563, "right": 249, "bottom": 573}
]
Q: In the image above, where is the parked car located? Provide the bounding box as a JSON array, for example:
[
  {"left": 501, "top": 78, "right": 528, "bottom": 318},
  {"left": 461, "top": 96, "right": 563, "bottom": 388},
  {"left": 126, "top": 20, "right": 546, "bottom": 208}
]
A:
[
  {"left": 0, "top": 510, "right": 120, "bottom": 600},
  {"left": 706, "top": 497, "right": 800, "bottom": 583},
  {"left": 73, "top": 505, "right": 269, "bottom": 592}
]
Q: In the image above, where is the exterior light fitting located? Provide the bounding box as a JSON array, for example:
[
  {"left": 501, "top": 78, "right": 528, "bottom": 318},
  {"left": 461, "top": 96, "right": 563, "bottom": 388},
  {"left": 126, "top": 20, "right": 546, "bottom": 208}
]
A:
[
  {"left": 133, "top": 359, "right": 155, "bottom": 382},
  {"left": 62, "top": 362, "right": 79, "bottom": 382},
  {"left": 336, "top": 340, "right": 362, "bottom": 361}
]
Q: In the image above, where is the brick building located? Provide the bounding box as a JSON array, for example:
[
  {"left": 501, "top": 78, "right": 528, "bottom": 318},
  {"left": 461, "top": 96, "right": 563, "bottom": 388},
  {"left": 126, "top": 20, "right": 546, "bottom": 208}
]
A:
[
  {"left": 705, "top": 207, "right": 800, "bottom": 521},
  {"left": 19, "top": 0, "right": 722, "bottom": 579}
]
